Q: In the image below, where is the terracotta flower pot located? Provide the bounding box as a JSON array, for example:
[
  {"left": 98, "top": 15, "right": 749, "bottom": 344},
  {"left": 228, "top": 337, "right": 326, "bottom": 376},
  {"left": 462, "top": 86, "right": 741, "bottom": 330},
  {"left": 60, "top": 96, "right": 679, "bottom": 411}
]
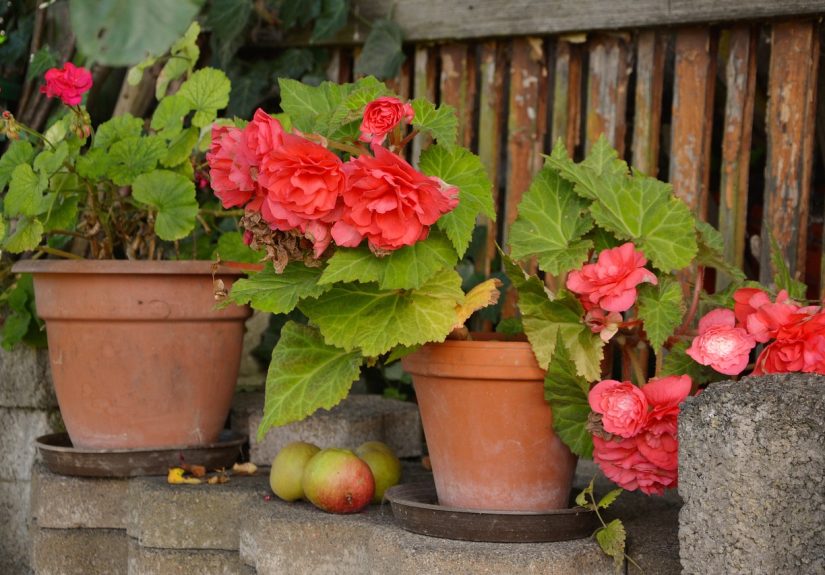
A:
[
  {"left": 12, "top": 260, "right": 251, "bottom": 450},
  {"left": 402, "top": 337, "right": 578, "bottom": 512}
]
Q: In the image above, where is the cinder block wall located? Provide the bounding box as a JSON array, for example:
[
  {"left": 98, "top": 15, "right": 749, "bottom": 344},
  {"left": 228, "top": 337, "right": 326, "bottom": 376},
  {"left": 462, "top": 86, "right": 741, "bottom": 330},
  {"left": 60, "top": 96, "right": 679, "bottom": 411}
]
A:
[{"left": 0, "top": 346, "right": 61, "bottom": 575}]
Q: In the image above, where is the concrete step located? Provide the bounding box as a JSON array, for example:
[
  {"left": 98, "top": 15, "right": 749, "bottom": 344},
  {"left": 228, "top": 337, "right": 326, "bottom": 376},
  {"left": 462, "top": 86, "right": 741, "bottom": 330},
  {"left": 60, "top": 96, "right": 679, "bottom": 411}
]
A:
[
  {"left": 127, "top": 540, "right": 254, "bottom": 575},
  {"left": 32, "top": 527, "right": 128, "bottom": 575}
]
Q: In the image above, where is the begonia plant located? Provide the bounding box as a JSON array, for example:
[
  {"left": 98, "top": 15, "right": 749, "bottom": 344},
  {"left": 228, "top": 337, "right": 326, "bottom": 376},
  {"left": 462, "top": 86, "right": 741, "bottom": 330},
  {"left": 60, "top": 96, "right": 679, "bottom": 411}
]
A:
[{"left": 211, "top": 77, "right": 496, "bottom": 439}]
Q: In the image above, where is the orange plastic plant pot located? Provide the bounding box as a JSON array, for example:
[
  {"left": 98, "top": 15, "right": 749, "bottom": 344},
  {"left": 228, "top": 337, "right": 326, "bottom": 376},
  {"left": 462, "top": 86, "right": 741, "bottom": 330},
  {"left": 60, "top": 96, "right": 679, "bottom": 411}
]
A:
[
  {"left": 13, "top": 260, "right": 251, "bottom": 450},
  {"left": 402, "top": 338, "right": 577, "bottom": 512}
]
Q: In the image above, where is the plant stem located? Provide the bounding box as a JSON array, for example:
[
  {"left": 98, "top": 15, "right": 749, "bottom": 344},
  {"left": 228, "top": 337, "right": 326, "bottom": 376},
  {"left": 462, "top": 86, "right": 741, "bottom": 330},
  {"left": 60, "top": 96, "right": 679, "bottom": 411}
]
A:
[
  {"left": 325, "top": 138, "right": 369, "bottom": 157},
  {"left": 677, "top": 266, "right": 704, "bottom": 336},
  {"left": 36, "top": 246, "right": 83, "bottom": 260},
  {"left": 199, "top": 208, "right": 244, "bottom": 217},
  {"left": 587, "top": 490, "right": 644, "bottom": 573}
]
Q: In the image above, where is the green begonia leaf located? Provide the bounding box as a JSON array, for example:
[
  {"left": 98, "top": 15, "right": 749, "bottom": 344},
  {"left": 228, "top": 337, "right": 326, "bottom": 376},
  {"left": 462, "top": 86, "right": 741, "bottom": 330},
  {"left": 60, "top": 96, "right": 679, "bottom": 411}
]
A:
[
  {"left": 93, "top": 115, "right": 144, "bottom": 151},
  {"left": 300, "top": 268, "right": 464, "bottom": 357},
  {"left": 279, "top": 77, "right": 387, "bottom": 135},
  {"left": 0, "top": 140, "right": 34, "bottom": 191},
  {"left": 131, "top": 170, "right": 198, "bottom": 241},
  {"left": 227, "top": 263, "right": 330, "bottom": 315},
  {"left": 411, "top": 99, "right": 458, "bottom": 148},
  {"left": 544, "top": 345, "right": 594, "bottom": 458},
  {"left": 546, "top": 136, "right": 628, "bottom": 200},
  {"left": 419, "top": 144, "right": 495, "bottom": 258},
  {"left": 3, "top": 217, "right": 44, "bottom": 253},
  {"left": 509, "top": 164, "right": 593, "bottom": 276},
  {"left": 107, "top": 136, "right": 167, "bottom": 186},
  {"left": 695, "top": 219, "right": 746, "bottom": 284},
  {"left": 637, "top": 279, "right": 685, "bottom": 352},
  {"left": 257, "top": 322, "right": 363, "bottom": 439},
  {"left": 212, "top": 232, "right": 260, "bottom": 264},
  {"left": 178, "top": 68, "right": 231, "bottom": 128},
  {"left": 318, "top": 247, "right": 384, "bottom": 286},
  {"left": 6, "top": 165, "right": 46, "bottom": 217}
]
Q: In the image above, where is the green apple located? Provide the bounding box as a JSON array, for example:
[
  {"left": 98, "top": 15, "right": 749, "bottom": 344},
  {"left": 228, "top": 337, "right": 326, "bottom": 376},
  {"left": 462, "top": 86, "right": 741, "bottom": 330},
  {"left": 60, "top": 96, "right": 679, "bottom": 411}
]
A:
[
  {"left": 355, "top": 441, "right": 402, "bottom": 503},
  {"left": 269, "top": 441, "right": 320, "bottom": 502}
]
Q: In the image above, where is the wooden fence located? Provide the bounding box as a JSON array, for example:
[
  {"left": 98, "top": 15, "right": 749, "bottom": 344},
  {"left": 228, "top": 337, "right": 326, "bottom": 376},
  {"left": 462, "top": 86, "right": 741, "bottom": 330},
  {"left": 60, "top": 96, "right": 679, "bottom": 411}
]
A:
[{"left": 258, "top": 1, "right": 825, "bottom": 299}]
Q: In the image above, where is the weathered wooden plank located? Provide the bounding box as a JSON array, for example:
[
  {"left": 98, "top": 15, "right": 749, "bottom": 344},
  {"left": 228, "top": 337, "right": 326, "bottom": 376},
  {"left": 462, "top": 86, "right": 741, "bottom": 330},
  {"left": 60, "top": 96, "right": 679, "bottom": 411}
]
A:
[
  {"left": 411, "top": 46, "right": 437, "bottom": 165},
  {"left": 476, "top": 41, "right": 506, "bottom": 276},
  {"left": 439, "top": 43, "right": 477, "bottom": 148},
  {"left": 585, "top": 34, "right": 631, "bottom": 154},
  {"left": 550, "top": 39, "right": 583, "bottom": 154},
  {"left": 669, "top": 28, "right": 717, "bottom": 219},
  {"left": 716, "top": 26, "right": 757, "bottom": 290},
  {"left": 762, "top": 21, "right": 819, "bottom": 285},
  {"left": 631, "top": 30, "right": 667, "bottom": 176},
  {"left": 504, "top": 37, "right": 547, "bottom": 245},
  {"left": 260, "top": 1, "right": 825, "bottom": 45},
  {"left": 385, "top": 54, "right": 412, "bottom": 100}
]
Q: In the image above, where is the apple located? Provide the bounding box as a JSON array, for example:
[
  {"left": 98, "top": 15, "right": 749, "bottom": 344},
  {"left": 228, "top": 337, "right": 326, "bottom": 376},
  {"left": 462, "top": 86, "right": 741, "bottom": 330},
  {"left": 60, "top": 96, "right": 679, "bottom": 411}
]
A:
[
  {"left": 302, "top": 448, "right": 375, "bottom": 513},
  {"left": 269, "top": 441, "right": 321, "bottom": 502},
  {"left": 355, "top": 441, "right": 402, "bottom": 503}
]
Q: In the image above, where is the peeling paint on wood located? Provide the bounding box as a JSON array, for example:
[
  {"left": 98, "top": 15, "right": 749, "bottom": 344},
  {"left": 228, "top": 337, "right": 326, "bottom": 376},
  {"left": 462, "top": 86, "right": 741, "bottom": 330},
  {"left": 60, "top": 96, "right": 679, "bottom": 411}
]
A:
[
  {"left": 631, "top": 31, "right": 667, "bottom": 176},
  {"left": 551, "top": 40, "right": 583, "bottom": 153},
  {"left": 717, "top": 26, "right": 757, "bottom": 290},
  {"left": 411, "top": 46, "right": 437, "bottom": 166},
  {"left": 762, "top": 21, "right": 819, "bottom": 284},
  {"left": 439, "top": 43, "right": 477, "bottom": 148},
  {"left": 669, "top": 27, "right": 717, "bottom": 219},
  {"left": 585, "top": 34, "right": 631, "bottom": 154}
]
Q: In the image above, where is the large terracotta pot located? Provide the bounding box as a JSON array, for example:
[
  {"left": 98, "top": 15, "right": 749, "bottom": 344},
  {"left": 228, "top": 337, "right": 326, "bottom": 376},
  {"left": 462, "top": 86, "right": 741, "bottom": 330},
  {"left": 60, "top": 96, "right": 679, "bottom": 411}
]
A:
[
  {"left": 402, "top": 338, "right": 577, "bottom": 512},
  {"left": 12, "top": 260, "right": 251, "bottom": 450}
]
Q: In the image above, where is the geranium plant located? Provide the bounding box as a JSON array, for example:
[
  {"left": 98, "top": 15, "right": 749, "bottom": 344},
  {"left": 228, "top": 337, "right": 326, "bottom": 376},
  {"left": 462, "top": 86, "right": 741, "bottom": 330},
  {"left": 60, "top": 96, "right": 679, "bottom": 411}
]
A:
[
  {"left": 211, "top": 77, "right": 495, "bottom": 438},
  {"left": 504, "top": 137, "right": 818, "bottom": 564}
]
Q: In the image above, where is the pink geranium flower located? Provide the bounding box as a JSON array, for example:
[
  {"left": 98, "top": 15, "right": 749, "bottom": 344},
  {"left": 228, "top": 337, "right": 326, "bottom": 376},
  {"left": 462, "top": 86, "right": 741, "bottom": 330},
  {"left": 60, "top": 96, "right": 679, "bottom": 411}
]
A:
[
  {"left": 686, "top": 308, "right": 756, "bottom": 375},
  {"left": 566, "top": 242, "right": 658, "bottom": 313},
  {"left": 588, "top": 379, "right": 649, "bottom": 438},
  {"left": 40, "top": 62, "right": 93, "bottom": 106},
  {"left": 359, "top": 97, "right": 414, "bottom": 145}
]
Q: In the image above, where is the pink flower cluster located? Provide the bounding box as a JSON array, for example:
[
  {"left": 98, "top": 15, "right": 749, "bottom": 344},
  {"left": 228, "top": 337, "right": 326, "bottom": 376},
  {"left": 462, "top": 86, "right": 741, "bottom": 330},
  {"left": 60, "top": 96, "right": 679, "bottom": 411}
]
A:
[
  {"left": 687, "top": 287, "right": 825, "bottom": 376},
  {"left": 207, "top": 100, "right": 457, "bottom": 256},
  {"left": 589, "top": 375, "right": 692, "bottom": 495},
  {"left": 40, "top": 62, "right": 93, "bottom": 106}
]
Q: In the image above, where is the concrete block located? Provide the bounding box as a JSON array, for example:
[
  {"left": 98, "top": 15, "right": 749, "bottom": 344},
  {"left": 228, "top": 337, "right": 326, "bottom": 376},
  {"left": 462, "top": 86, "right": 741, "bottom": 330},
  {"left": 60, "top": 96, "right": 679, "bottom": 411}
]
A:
[
  {"left": 0, "top": 407, "right": 60, "bottom": 481},
  {"left": 678, "top": 374, "right": 825, "bottom": 575},
  {"left": 0, "top": 480, "right": 32, "bottom": 575},
  {"left": 30, "top": 462, "right": 128, "bottom": 529},
  {"left": 240, "top": 496, "right": 614, "bottom": 575},
  {"left": 127, "top": 473, "right": 270, "bottom": 550},
  {"left": 128, "top": 538, "right": 253, "bottom": 575},
  {"left": 234, "top": 393, "right": 422, "bottom": 466},
  {"left": 32, "top": 527, "right": 128, "bottom": 575},
  {"left": 0, "top": 346, "right": 54, "bottom": 409}
]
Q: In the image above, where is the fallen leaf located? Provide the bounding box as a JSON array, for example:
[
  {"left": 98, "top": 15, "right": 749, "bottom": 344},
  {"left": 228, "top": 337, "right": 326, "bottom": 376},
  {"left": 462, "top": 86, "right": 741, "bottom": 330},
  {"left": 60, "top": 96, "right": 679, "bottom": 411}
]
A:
[
  {"left": 232, "top": 462, "right": 258, "bottom": 476},
  {"left": 207, "top": 473, "right": 230, "bottom": 485},
  {"left": 167, "top": 467, "right": 202, "bottom": 485},
  {"left": 181, "top": 463, "right": 207, "bottom": 478}
]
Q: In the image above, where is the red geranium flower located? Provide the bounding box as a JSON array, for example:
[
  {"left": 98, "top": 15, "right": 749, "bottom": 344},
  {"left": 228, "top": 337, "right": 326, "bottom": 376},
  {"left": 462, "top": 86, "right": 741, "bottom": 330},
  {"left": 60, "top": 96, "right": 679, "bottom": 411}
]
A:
[{"left": 40, "top": 62, "right": 93, "bottom": 106}]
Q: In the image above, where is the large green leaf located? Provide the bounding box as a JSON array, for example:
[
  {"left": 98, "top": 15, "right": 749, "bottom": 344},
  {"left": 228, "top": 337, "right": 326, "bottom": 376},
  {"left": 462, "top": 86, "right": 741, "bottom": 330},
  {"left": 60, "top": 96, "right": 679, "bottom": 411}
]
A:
[
  {"left": 353, "top": 19, "right": 405, "bottom": 80},
  {"left": 75, "top": 148, "right": 112, "bottom": 181},
  {"left": 3, "top": 217, "right": 44, "bottom": 253},
  {"left": 637, "top": 279, "right": 684, "bottom": 352},
  {"left": 93, "top": 115, "right": 144, "bottom": 151},
  {"left": 33, "top": 142, "right": 69, "bottom": 177},
  {"left": 151, "top": 94, "right": 192, "bottom": 139},
  {"left": 107, "top": 136, "right": 167, "bottom": 186},
  {"left": 419, "top": 144, "right": 494, "bottom": 258},
  {"left": 70, "top": 0, "right": 203, "bottom": 66},
  {"left": 227, "top": 263, "right": 329, "bottom": 315},
  {"left": 258, "top": 322, "right": 363, "bottom": 439},
  {"left": 278, "top": 77, "right": 347, "bottom": 133},
  {"left": 300, "top": 268, "right": 464, "bottom": 357},
  {"left": 509, "top": 164, "right": 593, "bottom": 276},
  {"left": 207, "top": 0, "right": 251, "bottom": 45},
  {"left": 212, "top": 232, "right": 259, "bottom": 264},
  {"left": 178, "top": 68, "right": 231, "bottom": 128},
  {"left": 162, "top": 127, "right": 199, "bottom": 167},
  {"left": 0, "top": 140, "right": 34, "bottom": 190},
  {"left": 545, "top": 345, "right": 594, "bottom": 458},
  {"left": 411, "top": 99, "right": 458, "bottom": 148},
  {"left": 320, "top": 230, "right": 457, "bottom": 290},
  {"left": 40, "top": 191, "right": 80, "bottom": 232},
  {"left": 5, "top": 165, "right": 46, "bottom": 217},
  {"left": 546, "top": 136, "right": 627, "bottom": 200},
  {"left": 311, "top": 0, "right": 349, "bottom": 42},
  {"left": 131, "top": 170, "right": 197, "bottom": 240}
]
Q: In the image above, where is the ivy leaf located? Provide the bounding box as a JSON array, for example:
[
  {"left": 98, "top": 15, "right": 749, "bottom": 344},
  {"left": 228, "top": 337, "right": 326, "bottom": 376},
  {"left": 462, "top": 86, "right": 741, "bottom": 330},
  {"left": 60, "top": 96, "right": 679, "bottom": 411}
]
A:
[
  {"left": 0, "top": 140, "right": 35, "bottom": 190},
  {"left": 509, "top": 164, "right": 593, "bottom": 276},
  {"left": 227, "top": 65, "right": 270, "bottom": 118},
  {"left": 411, "top": 99, "right": 458, "bottom": 148},
  {"left": 637, "top": 279, "right": 685, "bottom": 351},
  {"left": 544, "top": 344, "right": 594, "bottom": 458},
  {"left": 226, "top": 263, "right": 329, "bottom": 315},
  {"left": 6, "top": 164, "right": 46, "bottom": 217},
  {"left": 207, "top": 0, "right": 251, "bottom": 46},
  {"left": 354, "top": 19, "right": 405, "bottom": 80},
  {"left": 161, "top": 127, "right": 199, "bottom": 167},
  {"left": 770, "top": 233, "right": 807, "bottom": 300},
  {"left": 107, "top": 136, "right": 167, "bottom": 185},
  {"left": 178, "top": 68, "right": 231, "bottom": 128},
  {"left": 595, "top": 519, "right": 626, "bottom": 572},
  {"left": 300, "top": 268, "right": 464, "bottom": 357},
  {"left": 257, "top": 322, "right": 363, "bottom": 439},
  {"left": 419, "top": 144, "right": 494, "bottom": 258},
  {"left": 131, "top": 170, "right": 197, "bottom": 240},
  {"left": 311, "top": 0, "right": 349, "bottom": 42},
  {"left": 271, "top": 49, "right": 315, "bottom": 81},
  {"left": 3, "top": 217, "right": 44, "bottom": 253},
  {"left": 151, "top": 94, "right": 192, "bottom": 138},
  {"left": 212, "top": 231, "right": 259, "bottom": 264},
  {"left": 93, "top": 115, "right": 144, "bottom": 151},
  {"left": 597, "top": 488, "right": 623, "bottom": 510}
]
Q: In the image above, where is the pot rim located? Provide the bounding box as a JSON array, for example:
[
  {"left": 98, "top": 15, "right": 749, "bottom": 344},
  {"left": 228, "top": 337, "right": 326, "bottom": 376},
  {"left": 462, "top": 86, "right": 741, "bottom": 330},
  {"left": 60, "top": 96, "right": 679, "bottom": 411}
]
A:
[{"left": 12, "top": 259, "right": 260, "bottom": 276}]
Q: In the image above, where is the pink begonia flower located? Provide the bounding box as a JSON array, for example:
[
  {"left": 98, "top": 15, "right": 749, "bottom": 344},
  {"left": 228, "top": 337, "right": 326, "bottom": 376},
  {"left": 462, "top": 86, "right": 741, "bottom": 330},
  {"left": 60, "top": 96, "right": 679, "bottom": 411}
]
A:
[
  {"left": 40, "top": 62, "right": 93, "bottom": 106},
  {"left": 592, "top": 436, "right": 678, "bottom": 496},
  {"left": 359, "top": 97, "right": 414, "bottom": 145},
  {"left": 686, "top": 308, "right": 756, "bottom": 375},
  {"left": 753, "top": 310, "right": 825, "bottom": 375},
  {"left": 584, "top": 308, "right": 623, "bottom": 342},
  {"left": 733, "top": 288, "right": 799, "bottom": 343},
  {"left": 588, "top": 379, "right": 649, "bottom": 438},
  {"left": 566, "top": 242, "right": 658, "bottom": 313},
  {"left": 331, "top": 146, "right": 458, "bottom": 251},
  {"left": 207, "top": 125, "right": 257, "bottom": 208},
  {"left": 635, "top": 375, "right": 692, "bottom": 471}
]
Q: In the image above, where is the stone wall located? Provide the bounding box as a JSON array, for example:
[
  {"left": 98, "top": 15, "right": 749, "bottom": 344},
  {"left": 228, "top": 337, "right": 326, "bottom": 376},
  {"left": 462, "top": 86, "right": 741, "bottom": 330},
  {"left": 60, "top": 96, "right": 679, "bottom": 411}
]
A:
[{"left": 0, "top": 346, "right": 61, "bottom": 575}]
